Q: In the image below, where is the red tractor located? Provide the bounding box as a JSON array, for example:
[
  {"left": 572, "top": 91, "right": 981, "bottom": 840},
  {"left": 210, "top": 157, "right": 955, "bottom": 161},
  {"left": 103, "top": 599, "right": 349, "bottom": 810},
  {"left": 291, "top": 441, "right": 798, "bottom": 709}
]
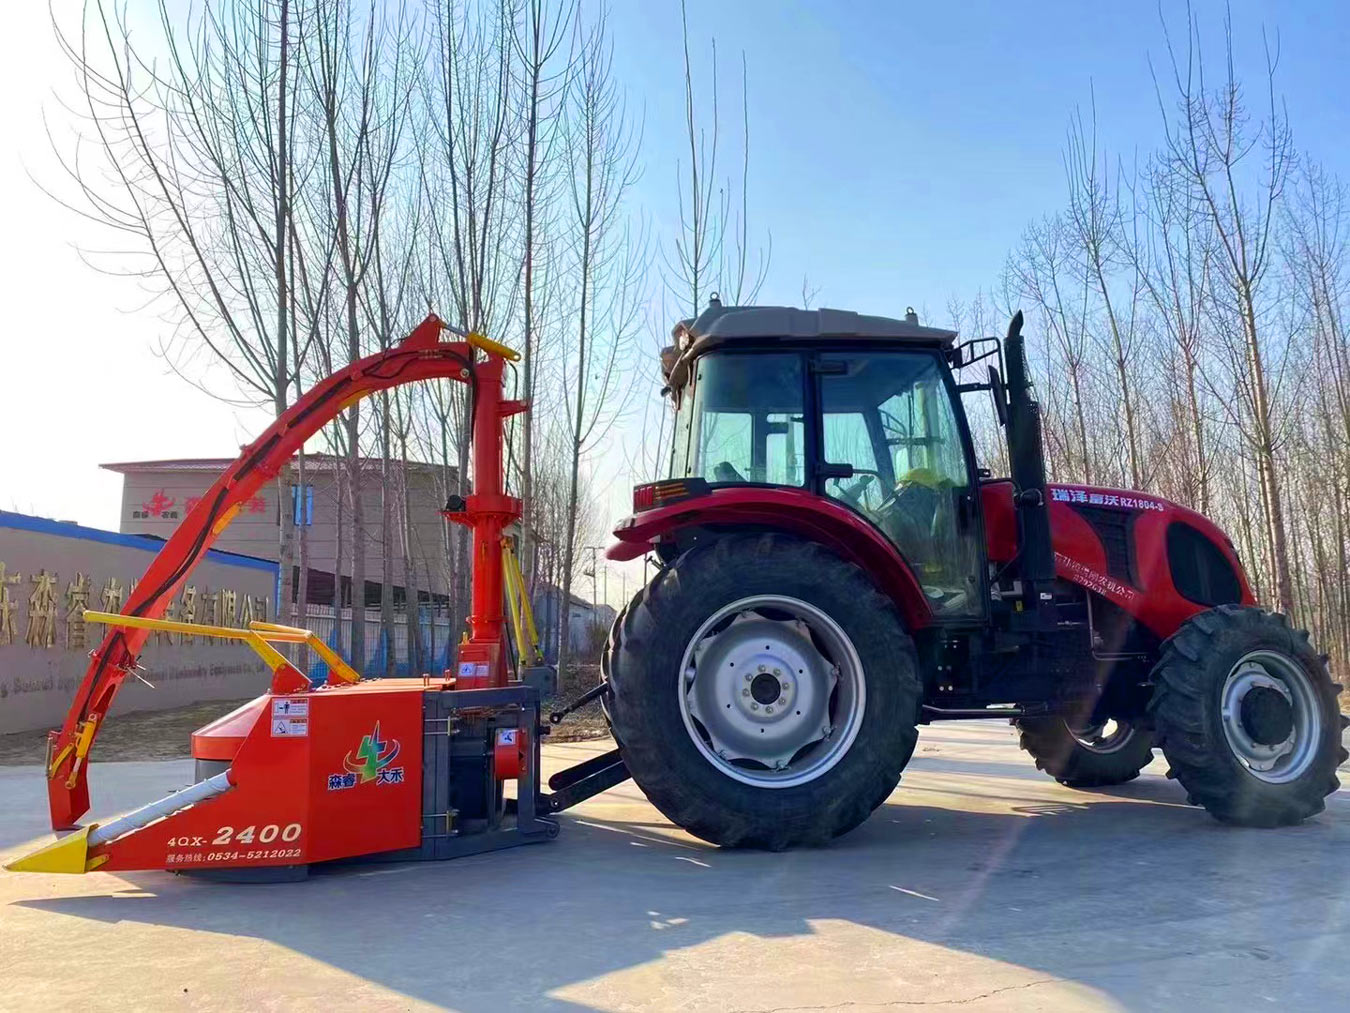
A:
[{"left": 605, "top": 300, "right": 1348, "bottom": 849}]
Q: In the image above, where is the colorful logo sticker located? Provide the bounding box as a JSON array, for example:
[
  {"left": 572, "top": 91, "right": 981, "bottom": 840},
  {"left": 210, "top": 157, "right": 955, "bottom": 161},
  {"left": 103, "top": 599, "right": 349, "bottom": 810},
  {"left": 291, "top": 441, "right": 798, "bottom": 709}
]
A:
[{"left": 327, "top": 722, "right": 404, "bottom": 791}]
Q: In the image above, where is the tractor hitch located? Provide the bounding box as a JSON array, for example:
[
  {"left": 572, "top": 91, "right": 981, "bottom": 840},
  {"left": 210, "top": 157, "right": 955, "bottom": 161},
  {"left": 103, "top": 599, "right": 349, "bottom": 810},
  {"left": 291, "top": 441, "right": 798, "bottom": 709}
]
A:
[{"left": 549, "top": 680, "right": 611, "bottom": 725}]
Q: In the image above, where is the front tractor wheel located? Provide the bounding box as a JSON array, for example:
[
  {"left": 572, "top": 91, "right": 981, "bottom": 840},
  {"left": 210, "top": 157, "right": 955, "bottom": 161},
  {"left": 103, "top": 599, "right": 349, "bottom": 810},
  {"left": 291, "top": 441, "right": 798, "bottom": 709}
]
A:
[
  {"left": 1150, "top": 604, "right": 1348, "bottom": 827},
  {"left": 605, "top": 534, "right": 920, "bottom": 849}
]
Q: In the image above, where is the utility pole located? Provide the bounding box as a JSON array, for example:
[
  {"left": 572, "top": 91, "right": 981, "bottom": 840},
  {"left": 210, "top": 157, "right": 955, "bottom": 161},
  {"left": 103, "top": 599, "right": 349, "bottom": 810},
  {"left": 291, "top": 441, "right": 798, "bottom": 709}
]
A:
[{"left": 585, "top": 546, "right": 607, "bottom": 607}]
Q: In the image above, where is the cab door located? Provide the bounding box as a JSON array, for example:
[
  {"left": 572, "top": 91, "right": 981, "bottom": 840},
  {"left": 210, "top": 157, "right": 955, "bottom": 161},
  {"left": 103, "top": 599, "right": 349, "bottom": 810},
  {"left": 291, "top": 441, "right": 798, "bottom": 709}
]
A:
[{"left": 815, "top": 351, "right": 986, "bottom": 619}]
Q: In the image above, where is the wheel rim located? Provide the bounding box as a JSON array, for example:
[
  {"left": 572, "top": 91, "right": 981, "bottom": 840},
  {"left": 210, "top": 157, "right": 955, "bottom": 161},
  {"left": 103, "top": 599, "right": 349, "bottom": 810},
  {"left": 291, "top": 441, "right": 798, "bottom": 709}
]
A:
[
  {"left": 1219, "top": 650, "right": 1322, "bottom": 784},
  {"left": 678, "top": 595, "right": 866, "bottom": 789},
  {"left": 1067, "top": 718, "right": 1137, "bottom": 754}
]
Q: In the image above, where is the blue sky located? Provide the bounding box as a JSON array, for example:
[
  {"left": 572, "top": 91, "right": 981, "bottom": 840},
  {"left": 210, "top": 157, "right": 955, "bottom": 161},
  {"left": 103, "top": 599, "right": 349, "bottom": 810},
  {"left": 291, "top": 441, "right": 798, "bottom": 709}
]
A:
[
  {"left": 4, "top": 0, "right": 1347, "bottom": 593},
  {"left": 608, "top": 0, "right": 1350, "bottom": 321}
]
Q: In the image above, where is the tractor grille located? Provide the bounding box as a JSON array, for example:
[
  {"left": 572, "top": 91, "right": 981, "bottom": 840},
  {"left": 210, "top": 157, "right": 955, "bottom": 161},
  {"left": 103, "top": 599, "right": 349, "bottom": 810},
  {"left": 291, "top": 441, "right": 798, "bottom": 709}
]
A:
[{"left": 1072, "top": 505, "right": 1136, "bottom": 587}]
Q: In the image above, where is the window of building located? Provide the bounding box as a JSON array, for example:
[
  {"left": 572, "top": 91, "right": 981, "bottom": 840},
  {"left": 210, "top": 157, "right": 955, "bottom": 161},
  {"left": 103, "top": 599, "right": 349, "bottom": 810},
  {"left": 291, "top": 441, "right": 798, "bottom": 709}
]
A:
[{"left": 290, "top": 484, "right": 314, "bottom": 526}]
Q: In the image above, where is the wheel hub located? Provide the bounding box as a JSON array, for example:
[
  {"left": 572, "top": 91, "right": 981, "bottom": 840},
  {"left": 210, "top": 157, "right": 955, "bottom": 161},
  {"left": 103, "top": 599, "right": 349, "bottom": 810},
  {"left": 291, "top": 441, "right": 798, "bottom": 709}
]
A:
[
  {"left": 1068, "top": 718, "right": 1136, "bottom": 754},
  {"left": 749, "top": 672, "right": 783, "bottom": 705},
  {"left": 1219, "top": 652, "right": 1320, "bottom": 783},
  {"left": 1239, "top": 685, "right": 1294, "bottom": 746},
  {"left": 679, "top": 596, "right": 864, "bottom": 788}
]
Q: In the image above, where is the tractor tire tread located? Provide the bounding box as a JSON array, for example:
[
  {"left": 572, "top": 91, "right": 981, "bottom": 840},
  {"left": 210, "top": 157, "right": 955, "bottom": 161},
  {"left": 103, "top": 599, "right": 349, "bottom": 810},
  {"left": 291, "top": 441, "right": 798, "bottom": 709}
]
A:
[{"left": 1149, "top": 604, "right": 1342, "bottom": 828}]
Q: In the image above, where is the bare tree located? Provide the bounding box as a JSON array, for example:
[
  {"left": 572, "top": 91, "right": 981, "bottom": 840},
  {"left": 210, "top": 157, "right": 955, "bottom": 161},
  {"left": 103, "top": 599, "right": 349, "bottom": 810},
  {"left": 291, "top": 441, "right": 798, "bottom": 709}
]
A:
[
  {"left": 512, "top": 0, "right": 574, "bottom": 592},
  {"left": 664, "top": 0, "right": 767, "bottom": 316},
  {"left": 424, "top": 0, "right": 522, "bottom": 643},
  {"left": 1154, "top": 8, "right": 1297, "bottom": 612},
  {"left": 1007, "top": 215, "right": 1094, "bottom": 482},
  {"left": 56, "top": 0, "right": 310, "bottom": 615},
  {"left": 555, "top": 16, "right": 642, "bottom": 677},
  {"left": 1126, "top": 148, "right": 1216, "bottom": 512},
  {"left": 301, "top": 0, "right": 419, "bottom": 664},
  {"left": 1063, "top": 98, "right": 1145, "bottom": 487}
]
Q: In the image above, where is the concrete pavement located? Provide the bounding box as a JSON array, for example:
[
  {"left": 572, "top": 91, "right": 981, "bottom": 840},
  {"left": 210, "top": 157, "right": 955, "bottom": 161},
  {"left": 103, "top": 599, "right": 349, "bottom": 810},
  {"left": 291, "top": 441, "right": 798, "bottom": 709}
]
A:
[{"left": 3, "top": 721, "right": 1349, "bottom": 1011}]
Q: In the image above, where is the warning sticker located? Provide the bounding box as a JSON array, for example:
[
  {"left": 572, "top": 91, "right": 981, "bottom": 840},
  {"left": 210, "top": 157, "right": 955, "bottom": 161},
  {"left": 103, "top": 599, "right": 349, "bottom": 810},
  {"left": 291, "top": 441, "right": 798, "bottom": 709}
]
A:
[
  {"left": 497, "top": 729, "right": 518, "bottom": 746},
  {"left": 272, "top": 698, "right": 309, "bottom": 718},
  {"left": 457, "top": 661, "right": 476, "bottom": 678},
  {"left": 272, "top": 716, "right": 309, "bottom": 737}
]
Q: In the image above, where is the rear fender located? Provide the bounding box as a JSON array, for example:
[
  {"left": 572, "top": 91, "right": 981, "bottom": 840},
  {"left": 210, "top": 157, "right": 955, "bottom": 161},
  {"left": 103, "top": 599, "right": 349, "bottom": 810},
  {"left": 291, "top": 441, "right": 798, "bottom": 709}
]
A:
[{"left": 608, "top": 487, "right": 933, "bottom": 630}]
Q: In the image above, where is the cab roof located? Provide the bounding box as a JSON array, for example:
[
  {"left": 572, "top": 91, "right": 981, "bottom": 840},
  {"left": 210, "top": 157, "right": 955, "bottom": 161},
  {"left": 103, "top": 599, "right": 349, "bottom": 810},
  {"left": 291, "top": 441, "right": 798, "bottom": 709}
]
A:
[{"left": 663, "top": 300, "right": 957, "bottom": 390}]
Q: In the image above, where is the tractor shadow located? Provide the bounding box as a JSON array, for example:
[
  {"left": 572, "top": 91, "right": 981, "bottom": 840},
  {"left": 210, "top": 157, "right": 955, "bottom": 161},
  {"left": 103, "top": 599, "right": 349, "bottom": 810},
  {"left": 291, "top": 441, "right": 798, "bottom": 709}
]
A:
[{"left": 14, "top": 764, "right": 1350, "bottom": 1011}]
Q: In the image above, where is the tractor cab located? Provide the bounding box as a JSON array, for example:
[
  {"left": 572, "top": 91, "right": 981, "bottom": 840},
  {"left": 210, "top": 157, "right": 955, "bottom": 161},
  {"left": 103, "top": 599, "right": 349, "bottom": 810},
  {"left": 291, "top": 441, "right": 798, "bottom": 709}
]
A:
[{"left": 661, "top": 300, "right": 984, "bottom": 617}]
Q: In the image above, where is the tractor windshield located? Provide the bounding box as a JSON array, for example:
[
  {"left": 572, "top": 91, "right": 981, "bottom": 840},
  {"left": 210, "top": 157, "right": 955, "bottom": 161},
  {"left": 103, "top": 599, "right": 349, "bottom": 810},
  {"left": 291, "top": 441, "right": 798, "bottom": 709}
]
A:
[{"left": 672, "top": 352, "right": 807, "bottom": 486}]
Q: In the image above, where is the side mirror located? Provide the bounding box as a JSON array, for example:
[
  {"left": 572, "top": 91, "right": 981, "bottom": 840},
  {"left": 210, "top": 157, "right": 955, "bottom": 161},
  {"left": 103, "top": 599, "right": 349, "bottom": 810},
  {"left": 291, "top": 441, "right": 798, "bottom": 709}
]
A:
[{"left": 988, "top": 366, "right": 1008, "bottom": 427}]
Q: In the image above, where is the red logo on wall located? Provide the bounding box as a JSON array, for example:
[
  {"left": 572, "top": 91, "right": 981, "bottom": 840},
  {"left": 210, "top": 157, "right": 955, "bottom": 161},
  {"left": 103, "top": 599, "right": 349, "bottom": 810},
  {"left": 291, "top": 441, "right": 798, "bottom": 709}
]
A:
[
  {"left": 132, "top": 489, "right": 179, "bottom": 521},
  {"left": 142, "top": 489, "right": 175, "bottom": 516}
]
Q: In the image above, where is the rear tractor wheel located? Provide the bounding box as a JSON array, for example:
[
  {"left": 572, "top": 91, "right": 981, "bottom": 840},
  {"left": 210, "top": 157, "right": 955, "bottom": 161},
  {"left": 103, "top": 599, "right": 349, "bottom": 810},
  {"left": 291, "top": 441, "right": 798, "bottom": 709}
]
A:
[
  {"left": 605, "top": 534, "right": 921, "bottom": 849},
  {"left": 1150, "top": 604, "right": 1348, "bottom": 827},
  {"left": 1015, "top": 714, "right": 1154, "bottom": 787}
]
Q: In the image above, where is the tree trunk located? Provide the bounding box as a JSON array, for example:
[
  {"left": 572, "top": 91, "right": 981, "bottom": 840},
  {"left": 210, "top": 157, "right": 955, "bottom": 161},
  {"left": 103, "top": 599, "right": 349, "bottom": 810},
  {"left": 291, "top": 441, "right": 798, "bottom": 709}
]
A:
[
  {"left": 295, "top": 449, "right": 310, "bottom": 674},
  {"left": 380, "top": 391, "right": 396, "bottom": 676},
  {"left": 274, "top": 1, "right": 295, "bottom": 628},
  {"left": 399, "top": 434, "right": 424, "bottom": 675},
  {"left": 332, "top": 459, "right": 346, "bottom": 661},
  {"left": 518, "top": 6, "right": 543, "bottom": 601},
  {"left": 1243, "top": 291, "right": 1295, "bottom": 614},
  {"left": 347, "top": 410, "right": 365, "bottom": 670},
  {"left": 1183, "top": 345, "right": 1208, "bottom": 514}
]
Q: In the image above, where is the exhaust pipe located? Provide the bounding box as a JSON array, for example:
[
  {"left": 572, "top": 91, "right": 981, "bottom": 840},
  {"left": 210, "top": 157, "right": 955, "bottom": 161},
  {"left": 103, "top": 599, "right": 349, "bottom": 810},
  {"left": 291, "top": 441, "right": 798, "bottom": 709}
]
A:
[{"left": 1003, "top": 311, "right": 1055, "bottom": 592}]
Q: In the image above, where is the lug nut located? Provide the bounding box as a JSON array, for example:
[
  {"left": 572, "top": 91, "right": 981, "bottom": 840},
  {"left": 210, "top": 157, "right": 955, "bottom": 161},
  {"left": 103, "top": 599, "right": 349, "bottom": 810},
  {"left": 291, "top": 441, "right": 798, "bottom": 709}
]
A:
[
  {"left": 765, "top": 706, "right": 774, "bottom": 714},
  {"left": 751, "top": 703, "right": 759, "bottom": 711},
  {"left": 742, "top": 688, "right": 750, "bottom": 697},
  {"left": 758, "top": 664, "right": 767, "bottom": 673}
]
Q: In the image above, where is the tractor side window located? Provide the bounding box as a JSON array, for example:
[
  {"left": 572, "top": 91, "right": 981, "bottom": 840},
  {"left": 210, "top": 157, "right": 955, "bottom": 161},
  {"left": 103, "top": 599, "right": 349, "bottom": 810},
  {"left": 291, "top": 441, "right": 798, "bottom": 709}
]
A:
[
  {"left": 685, "top": 353, "right": 805, "bottom": 486},
  {"left": 820, "top": 353, "right": 981, "bottom": 617}
]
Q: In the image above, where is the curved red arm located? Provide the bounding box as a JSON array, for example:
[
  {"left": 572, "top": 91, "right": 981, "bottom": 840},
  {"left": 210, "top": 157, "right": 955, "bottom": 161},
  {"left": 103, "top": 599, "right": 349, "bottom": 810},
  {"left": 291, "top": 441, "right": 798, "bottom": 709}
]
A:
[{"left": 48, "top": 314, "right": 478, "bottom": 829}]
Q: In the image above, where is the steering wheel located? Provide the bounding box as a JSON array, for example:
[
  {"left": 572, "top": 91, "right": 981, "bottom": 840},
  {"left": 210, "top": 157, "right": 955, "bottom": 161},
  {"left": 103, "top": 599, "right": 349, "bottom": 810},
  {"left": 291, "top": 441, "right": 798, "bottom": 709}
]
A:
[
  {"left": 872, "top": 480, "right": 909, "bottom": 515},
  {"left": 836, "top": 473, "right": 876, "bottom": 507},
  {"left": 873, "top": 476, "right": 944, "bottom": 535}
]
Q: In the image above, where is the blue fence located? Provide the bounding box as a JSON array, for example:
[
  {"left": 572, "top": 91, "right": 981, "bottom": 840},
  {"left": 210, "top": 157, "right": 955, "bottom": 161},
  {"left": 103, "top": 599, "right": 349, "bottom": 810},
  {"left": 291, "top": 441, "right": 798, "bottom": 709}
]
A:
[{"left": 298, "top": 605, "right": 455, "bottom": 682}]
